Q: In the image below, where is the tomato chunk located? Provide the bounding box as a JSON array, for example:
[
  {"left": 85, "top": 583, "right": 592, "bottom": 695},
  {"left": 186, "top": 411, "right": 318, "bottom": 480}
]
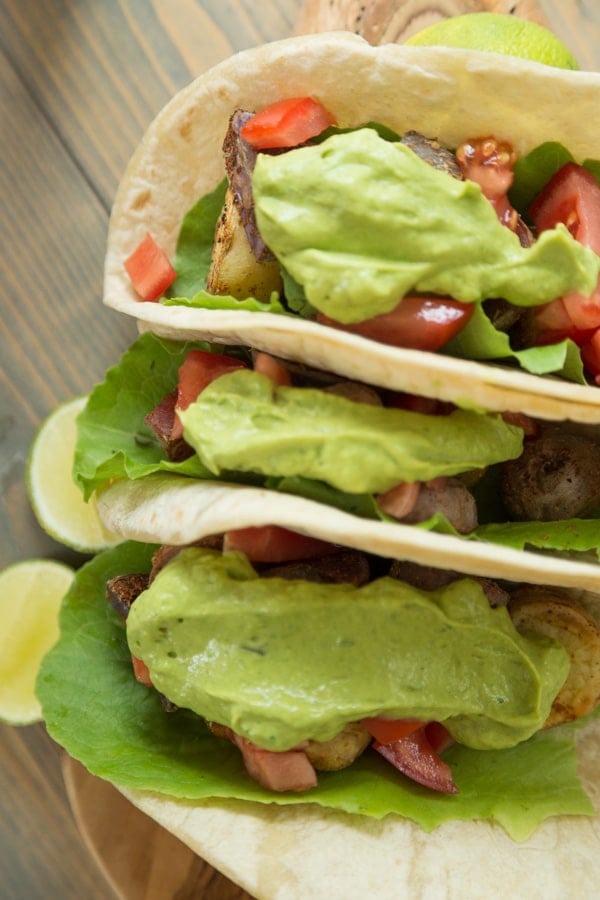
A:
[
  {"left": 362, "top": 717, "right": 424, "bottom": 745},
  {"left": 176, "top": 350, "right": 247, "bottom": 413},
  {"left": 131, "top": 654, "right": 153, "bottom": 687},
  {"left": 531, "top": 163, "right": 600, "bottom": 334},
  {"left": 240, "top": 97, "right": 336, "bottom": 150},
  {"left": 253, "top": 352, "right": 291, "bottom": 385},
  {"left": 317, "top": 296, "right": 473, "bottom": 351},
  {"left": 124, "top": 233, "right": 176, "bottom": 301},
  {"left": 223, "top": 525, "right": 336, "bottom": 563},
  {"left": 173, "top": 350, "right": 247, "bottom": 441}
]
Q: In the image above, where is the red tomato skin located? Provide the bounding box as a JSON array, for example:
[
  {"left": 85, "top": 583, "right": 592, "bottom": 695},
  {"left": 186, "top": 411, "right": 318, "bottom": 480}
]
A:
[
  {"left": 531, "top": 163, "right": 600, "bottom": 334},
  {"left": 362, "top": 717, "right": 424, "bottom": 745},
  {"left": 171, "top": 350, "right": 246, "bottom": 442},
  {"left": 131, "top": 655, "right": 153, "bottom": 688},
  {"left": 240, "top": 97, "right": 336, "bottom": 150},
  {"left": 253, "top": 352, "right": 291, "bottom": 385},
  {"left": 531, "top": 163, "right": 600, "bottom": 250},
  {"left": 316, "top": 296, "right": 474, "bottom": 351},
  {"left": 223, "top": 525, "right": 336, "bottom": 563},
  {"left": 124, "top": 233, "right": 177, "bottom": 301},
  {"left": 176, "top": 350, "right": 247, "bottom": 413}
]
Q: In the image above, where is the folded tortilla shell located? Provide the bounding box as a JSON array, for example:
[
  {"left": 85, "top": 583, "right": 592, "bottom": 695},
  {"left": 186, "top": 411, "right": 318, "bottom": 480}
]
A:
[
  {"left": 118, "top": 726, "right": 599, "bottom": 900},
  {"left": 97, "top": 473, "right": 600, "bottom": 605},
  {"left": 96, "top": 476, "right": 600, "bottom": 895},
  {"left": 104, "top": 31, "right": 600, "bottom": 423}
]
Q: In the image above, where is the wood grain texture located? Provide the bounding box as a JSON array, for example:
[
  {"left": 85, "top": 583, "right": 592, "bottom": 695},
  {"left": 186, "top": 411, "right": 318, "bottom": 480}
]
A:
[
  {"left": 63, "top": 757, "right": 252, "bottom": 900},
  {"left": 295, "top": 0, "right": 549, "bottom": 42},
  {"left": 1, "top": 1, "right": 600, "bottom": 898},
  {"left": 0, "top": 0, "right": 299, "bottom": 207},
  {"left": 0, "top": 724, "right": 117, "bottom": 900}
]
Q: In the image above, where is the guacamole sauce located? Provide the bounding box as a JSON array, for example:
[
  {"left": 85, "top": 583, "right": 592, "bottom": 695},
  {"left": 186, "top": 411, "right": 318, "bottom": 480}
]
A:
[
  {"left": 179, "top": 369, "right": 524, "bottom": 494},
  {"left": 252, "top": 129, "right": 600, "bottom": 324},
  {"left": 127, "top": 548, "right": 568, "bottom": 752}
]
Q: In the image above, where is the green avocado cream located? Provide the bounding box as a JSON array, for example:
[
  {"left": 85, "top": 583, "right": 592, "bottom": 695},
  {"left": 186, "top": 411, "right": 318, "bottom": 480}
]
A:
[
  {"left": 179, "top": 369, "right": 523, "bottom": 494},
  {"left": 127, "top": 548, "right": 569, "bottom": 752},
  {"left": 252, "top": 129, "right": 600, "bottom": 324}
]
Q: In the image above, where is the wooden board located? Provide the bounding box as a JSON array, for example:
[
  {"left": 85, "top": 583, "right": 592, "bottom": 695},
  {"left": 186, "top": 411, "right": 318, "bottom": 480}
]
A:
[{"left": 62, "top": 756, "right": 252, "bottom": 900}]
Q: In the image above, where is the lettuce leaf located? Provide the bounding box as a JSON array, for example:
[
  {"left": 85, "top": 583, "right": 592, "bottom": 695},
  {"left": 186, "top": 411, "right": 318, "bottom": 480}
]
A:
[
  {"left": 170, "top": 179, "right": 227, "bottom": 298},
  {"left": 475, "top": 519, "right": 600, "bottom": 561},
  {"left": 73, "top": 334, "right": 246, "bottom": 499},
  {"left": 74, "top": 333, "right": 600, "bottom": 560},
  {"left": 163, "top": 290, "right": 287, "bottom": 314},
  {"left": 37, "top": 542, "right": 596, "bottom": 842},
  {"left": 444, "top": 302, "right": 587, "bottom": 382}
]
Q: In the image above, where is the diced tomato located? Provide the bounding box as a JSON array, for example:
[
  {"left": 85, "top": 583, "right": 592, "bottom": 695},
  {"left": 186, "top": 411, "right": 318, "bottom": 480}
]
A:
[
  {"left": 531, "top": 163, "right": 600, "bottom": 249},
  {"left": 131, "top": 654, "right": 153, "bottom": 688},
  {"left": 317, "top": 296, "right": 473, "bottom": 351},
  {"left": 124, "top": 233, "right": 177, "bottom": 301},
  {"left": 223, "top": 525, "right": 337, "bottom": 563},
  {"left": 172, "top": 350, "right": 247, "bottom": 441},
  {"left": 240, "top": 97, "right": 336, "bottom": 150},
  {"left": 253, "top": 352, "right": 291, "bottom": 385},
  {"left": 531, "top": 163, "right": 600, "bottom": 334},
  {"left": 176, "top": 350, "right": 246, "bottom": 413},
  {"left": 362, "top": 717, "right": 424, "bottom": 745},
  {"left": 374, "top": 723, "right": 458, "bottom": 794}
]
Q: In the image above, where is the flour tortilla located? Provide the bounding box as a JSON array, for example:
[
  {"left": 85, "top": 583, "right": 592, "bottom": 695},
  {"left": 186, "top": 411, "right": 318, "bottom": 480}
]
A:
[
  {"left": 118, "top": 749, "right": 600, "bottom": 900},
  {"left": 104, "top": 31, "right": 600, "bottom": 423},
  {"left": 98, "top": 474, "right": 600, "bottom": 596},
  {"left": 97, "top": 473, "right": 600, "bottom": 897}
]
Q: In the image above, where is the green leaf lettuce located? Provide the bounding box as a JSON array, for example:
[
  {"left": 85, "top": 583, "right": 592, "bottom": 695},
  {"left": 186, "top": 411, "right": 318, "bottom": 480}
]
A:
[{"left": 36, "top": 542, "right": 597, "bottom": 842}]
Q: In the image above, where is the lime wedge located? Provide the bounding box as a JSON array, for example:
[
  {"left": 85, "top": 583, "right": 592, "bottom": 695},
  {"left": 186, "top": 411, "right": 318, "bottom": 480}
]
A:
[
  {"left": 26, "top": 396, "right": 121, "bottom": 553},
  {"left": 0, "top": 559, "right": 75, "bottom": 725},
  {"left": 406, "top": 13, "right": 579, "bottom": 70}
]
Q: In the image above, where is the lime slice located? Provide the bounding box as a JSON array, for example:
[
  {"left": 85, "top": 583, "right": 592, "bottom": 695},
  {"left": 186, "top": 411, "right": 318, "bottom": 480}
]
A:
[
  {"left": 26, "top": 396, "right": 121, "bottom": 553},
  {"left": 406, "top": 13, "right": 579, "bottom": 70},
  {"left": 0, "top": 558, "right": 75, "bottom": 725}
]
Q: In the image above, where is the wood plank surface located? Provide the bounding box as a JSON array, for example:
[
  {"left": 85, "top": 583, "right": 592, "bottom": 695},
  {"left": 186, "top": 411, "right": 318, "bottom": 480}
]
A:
[{"left": 1, "top": 2, "right": 600, "bottom": 898}]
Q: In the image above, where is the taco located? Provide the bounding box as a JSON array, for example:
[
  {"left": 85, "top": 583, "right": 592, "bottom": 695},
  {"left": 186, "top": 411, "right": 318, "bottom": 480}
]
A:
[
  {"left": 37, "top": 475, "right": 600, "bottom": 897},
  {"left": 54, "top": 331, "right": 600, "bottom": 891},
  {"left": 74, "top": 331, "right": 600, "bottom": 573},
  {"left": 66, "top": 31, "right": 600, "bottom": 890},
  {"left": 103, "top": 31, "right": 600, "bottom": 422}
]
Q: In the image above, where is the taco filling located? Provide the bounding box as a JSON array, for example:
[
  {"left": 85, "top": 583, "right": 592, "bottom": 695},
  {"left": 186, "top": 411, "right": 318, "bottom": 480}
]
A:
[
  {"left": 75, "top": 332, "right": 600, "bottom": 564},
  {"left": 123, "top": 102, "right": 600, "bottom": 384},
  {"left": 101, "top": 528, "right": 600, "bottom": 797}
]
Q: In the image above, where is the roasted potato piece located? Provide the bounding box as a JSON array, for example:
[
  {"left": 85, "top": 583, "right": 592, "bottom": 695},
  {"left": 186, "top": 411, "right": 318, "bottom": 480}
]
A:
[
  {"left": 206, "top": 719, "right": 371, "bottom": 773},
  {"left": 509, "top": 587, "right": 600, "bottom": 728},
  {"left": 305, "top": 722, "right": 371, "bottom": 772},
  {"left": 207, "top": 187, "right": 282, "bottom": 301}
]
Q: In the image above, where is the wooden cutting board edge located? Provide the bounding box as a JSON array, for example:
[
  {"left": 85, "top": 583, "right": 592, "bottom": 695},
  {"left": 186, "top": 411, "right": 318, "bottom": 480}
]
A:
[{"left": 62, "top": 755, "right": 252, "bottom": 900}]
